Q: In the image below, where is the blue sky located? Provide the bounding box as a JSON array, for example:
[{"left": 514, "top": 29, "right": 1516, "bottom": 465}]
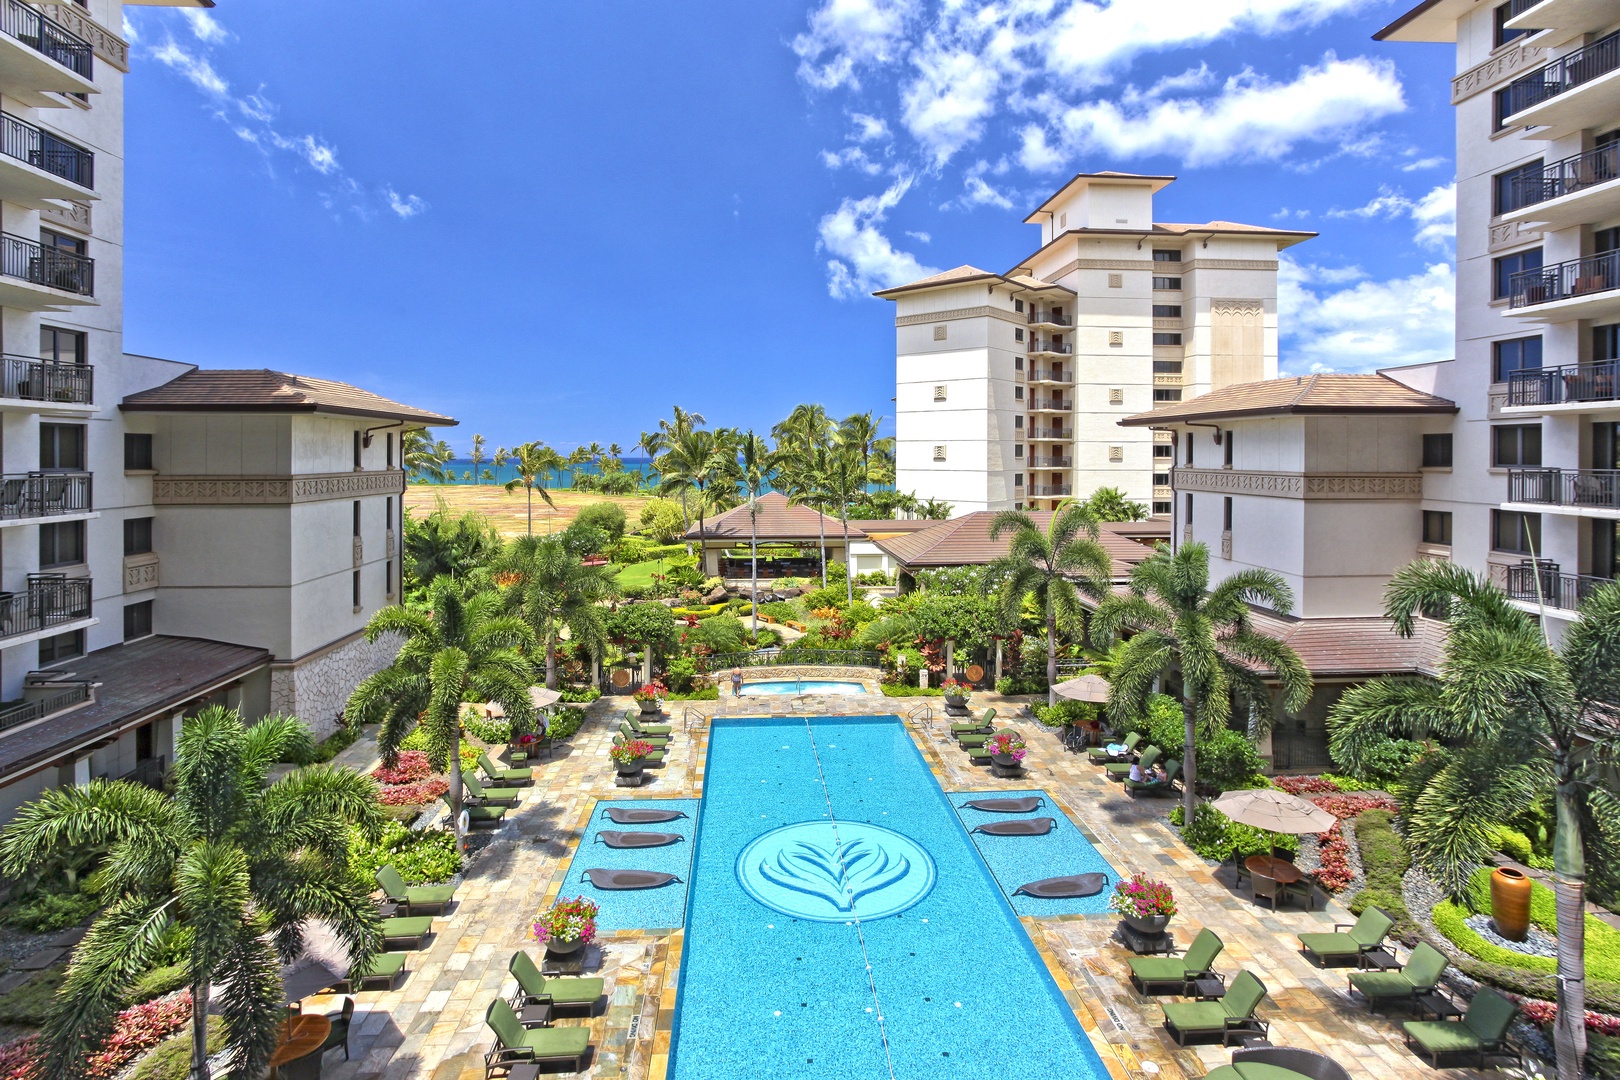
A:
[{"left": 121, "top": 0, "right": 1458, "bottom": 455}]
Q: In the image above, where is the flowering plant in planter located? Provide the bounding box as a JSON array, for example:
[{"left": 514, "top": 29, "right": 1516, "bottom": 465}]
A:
[
  {"left": 632, "top": 681, "right": 668, "bottom": 704},
  {"left": 609, "top": 739, "right": 655, "bottom": 764},
  {"left": 941, "top": 677, "right": 971, "bottom": 696},
  {"left": 533, "top": 896, "right": 599, "bottom": 945},
  {"left": 1108, "top": 874, "right": 1176, "bottom": 919},
  {"left": 985, "top": 732, "right": 1027, "bottom": 761}
]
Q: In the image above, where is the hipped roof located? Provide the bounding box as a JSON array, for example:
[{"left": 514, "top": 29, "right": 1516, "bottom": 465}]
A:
[
  {"left": 1119, "top": 373, "right": 1457, "bottom": 426},
  {"left": 122, "top": 369, "right": 456, "bottom": 426}
]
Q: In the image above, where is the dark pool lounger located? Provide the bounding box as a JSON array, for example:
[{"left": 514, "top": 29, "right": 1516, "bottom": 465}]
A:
[
  {"left": 971, "top": 817, "right": 1056, "bottom": 836},
  {"left": 603, "top": 807, "right": 688, "bottom": 824},
  {"left": 1013, "top": 872, "right": 1109, "bottom": 898},
  {"left": 580, "top": 868, "right": 683, "bottom": 890},
  {"left": 958, "top": 796, "right": 1046, "bottom": 813},
  {"left": 595, "top": 831, "right": 684, "bottom": 849}
]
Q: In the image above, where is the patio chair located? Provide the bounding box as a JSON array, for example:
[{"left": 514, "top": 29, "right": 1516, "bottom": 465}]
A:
[
  {"left": 380, "top": 916, "right": 434, "bottom": 951},
  {"left": 462, "top": 774, "right": 522, "bottom": 808},
  {"left": 1128, "top": 928, "right": 1224, "bottom": 995},
  {"left": 1088, "top": 730, "right": 1139, "bottom": 765},
  {"left": 509, "top": 951, "right": 605, "bottom": 1013},
  {"left": 951, "top": 707, "right": 996, "bottom": 736},
  {"left": 320, "top": 996, "right": 354, "bottom": 1060},
  {"left": 625, "top": 712, "right": 673, "bottom": 737},
  {"left": 1298, "top": 907, "right": 1394, "bottom": 967},
  {"left": 1207, "top": 1047, "right": 1353, "bottom": 1080},
  {"left": 477, "top": 750, "right": 533, "bottom": 786},
  {"left": 1349, "top": 942, "right": 1450, "bottom": 1014},
  {"left": 344, "top": 951, "right": 406, "bottom": 991},
  {"left": 1161, "top": 970, "right": 1268, "bottom": 1046},
  {"left": 1105, "top": 745, "right": 1161, "bottom": 783},
  {"left": 1402, "top": 987, "right": 1518, "bottom": 1067},
  {"left": 617, "top": 721, "right": 670, "bottom": 748},
  {"left": 484, "top": 999, "right": 592, "bottom": 1075},
  {"left": 442, "top": 793, "right": 507, "bottom": 828},
  {"left": 375, "top": 863, "right": 457, "bottom": 916},
  {"left": 1251, "top": 870, "right": 1291, "bottom": 911},
  {"left": 1125, "top": 758, "right": 1181, "bottom": 798}
]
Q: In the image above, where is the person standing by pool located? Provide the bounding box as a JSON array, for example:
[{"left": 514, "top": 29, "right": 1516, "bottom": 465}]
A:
[{"left": 731, "top": 667, "right": 744, "bottom": 697}]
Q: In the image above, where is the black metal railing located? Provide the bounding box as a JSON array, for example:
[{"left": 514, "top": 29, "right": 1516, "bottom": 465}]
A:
[
  {"left": 716, "top": 556, "right": 822, "bottom": 579},
  {"left": 0, "top": 575, "right": 90, "bottom": 640},
  {"left": 1508, "top": 360, "right": 1620, "bottom": 406},
  {"left": 1509, "top": 250, "right": 1619, "bottom": 309},
  {"left": 0, "top": 471, "right": 89, "bottom": 519},
  {"left": 1513, "top": 143, "right": 1620, "bottom": 209},
  {"left": 1507, "top": 467, "right": 1620, "bottom": 509},
  {"left": 0, "top": 680, "right": 86, "bottom": 732},
  {"left": 1271, "top": 728, "right": 1335, "bottom": 771},
  {"left": 1029, "top": 368, "right": 1071, "bottom": 383},
  {"left": 1030, "top": 456, "right": 1071, "bottom": 468},
  {"left": 1029, "top": 397, "right": 1071, "bottom": 410},
  {"left": 1030, "top": 340, "right": 1073, "bottom": 354},
  {"left": 0, "top": 0, "right": 90, "bottom": 79},
  {"left": 0, "top": 113, "right": 90, "bottom": 187},
  {"left": 1031, "top": 484, "right": 1072, "bottom": 496},
  {"left": 121, "top": 756, "right": 166, "bottom": 790},
  {"left": 1028, "top": 310, "right": 1072, "bottom": 327},
  {"left": 1504, "top": 561, "right": 1614, "bottom": 610},
  {"left": 1, "top": 355, "right": 90, "bottom": 404},
  {"left": 0, "top": 232, "right": 91, "bottom": 295},
  {"left": 1029, "top": 427, "right": 1073, "bottom": 440},
  {"left": 1501, "top": 28, "right": 1620, "bottom": 118},
  {"left": 697, "top": 648, "right": 880, "bottom": 672}
]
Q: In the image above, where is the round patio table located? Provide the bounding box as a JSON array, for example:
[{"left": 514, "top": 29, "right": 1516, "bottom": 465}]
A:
[
  {"left": 1245, "top": 855, "right": 1302, "bottom": 884},
  {"left": 268, "top": 1014, "right": 330, "bottom": 1077}
]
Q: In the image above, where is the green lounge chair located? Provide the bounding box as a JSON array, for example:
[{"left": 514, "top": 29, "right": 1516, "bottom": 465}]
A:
[
  {"left": 1088, "top": 730, "right": 1140, "bottom": 764},
  {"left": 478, "top": 750, "right": 533, "bottom": 786},
  {"left": 1298, "top": 907, "right": 1394, "bottom": 967},
  {"left": 951, "top": 707, "right": 996, "bottom": 736},
  {"left": 618, "top": 721, "right": 670, "bottom": 748},
  {"left": 1161, "top": 971, "right": 1268, "bottom": 1046},
  {"left": 509, "top": 951, "right": 605, "bottom": 1013},
  {"left": 965, "top": 730, "right": 1018, "bottom": 763},
  {"left": 484, "top": 999, "right": 592, "bottom": 1074},
  {"left": 1128, "top": 928, "right": 1224, "bottom": 995},
  {"left": 442, "top": 793, "right": 507, "bottom": 828},
  {"left": 1125, "top": 758, "right": 1181, "bottom": 797},
  {"left": 375, "top": 863, "right": 457, "bottom": 915},
  {"left": 381, "top": 916, "right": 434, "bottom": 951},
  {"left": 462, "top": 773, "right": 522, "bottom": 807},
  {"left": 345, "top": 951, "right": 406, "bottom": 991},
  {"left": 1106, "top": 745, "right": 1161, "bottom": 782},
  {"left": 1402, "top": 987, "right": 1518, "bottom": 1067},
  {"left": 612, "top": 734, "right": 666, "bottom": 763},
  {"left": 1348, "top": 942, "right": 1449, "bottom": 1013},
  {"left": 626, "top": 713, "right": 673, "bottom": 737}
]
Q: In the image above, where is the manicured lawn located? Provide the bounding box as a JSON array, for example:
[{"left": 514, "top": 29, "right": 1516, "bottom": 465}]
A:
[{"left": 613, "top": 558, "right": 674, "bottom": 592}]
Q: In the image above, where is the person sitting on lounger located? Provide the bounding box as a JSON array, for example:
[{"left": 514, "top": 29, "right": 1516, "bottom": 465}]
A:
[
  {"left": 1149, "top": 762, "right": 1168, "bottom": 783},
  {"left": 1129, "top": 761, "right": 1146, "bottom": 783}
]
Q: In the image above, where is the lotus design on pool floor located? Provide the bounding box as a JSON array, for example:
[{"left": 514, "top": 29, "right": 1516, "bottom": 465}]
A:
[{"left": 736, "top": 820, "right": 936, "bottom": 921}]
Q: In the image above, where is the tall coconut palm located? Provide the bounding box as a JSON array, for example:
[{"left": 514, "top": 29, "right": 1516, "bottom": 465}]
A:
[
  {"left": 503, "top": 441, "right": 562, "bottom": 535},
  {"left": 403, "top": 429, "right": 453, "bottom": 483},
  {"left": 837, "top": 411, "right": 890, "bottom": 488},
  {"left": 772, "top": 403, "right": 831, "bottom": 458},
  {"left": 657, "top": 408, "right": 706, "bottom": 545},
  {"left": 1091, "top": 542, "right": 1312, "bottom": 824},
  {"left": 735, "top": 430, "right": 775, "bottom": 634},
  {"left": 346, "top": 577, "right": 535, "bottom": 829},
  {"left": 469, "top": 434, "right": 488, "bottom": 486},
  {"left": 1328, "top": 563, "right": 1620, "bottom": 1080},
  {"left": 776, "top": 447, "right": 834, "bottom": 589},
  {"left": 0, "top": 708, "right": 382, "bottom": 1080},
  {"left": 495, "top": 535, "right": 617, "bottom": 688},
  {"left": 988, "top": 504, "right": 1114, "bottom": 706},
  {"left": 656, "top": 428, "right": 737, "bottom": 575},
  {"left": 823, "top": 442, "right": 870, "bottom": 606}
]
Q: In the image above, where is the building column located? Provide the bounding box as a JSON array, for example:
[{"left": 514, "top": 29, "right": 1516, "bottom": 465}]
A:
[{"left": 72, "top": 757, "right": 90, "bottom": 788}]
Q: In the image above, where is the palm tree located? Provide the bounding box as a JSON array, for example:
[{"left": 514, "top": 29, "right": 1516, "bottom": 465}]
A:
[
  {"left": 735, "top": 430, "right": 775, "bottom": 634},
  {"left": 469, "top": 434, "right": 488, "bottom": 486},
  {"left": 495, "top": 535, "right": 617, "bottom": 688},
  {"left": 1091, "top": 542, "right": 1312, "bottom": 823},
  {"left": 657, "top": 428, "right": 737, "bottom": 575},
  {"left": 402, "top": 429, "right": 452, "bottom": 483},
  {"left": 988, "top": 505, "right": 1114, "bottom": 706},
  {"left": 403, "top": 495, "right": 502, "bottom": 594},
  {"left": 0, "top": 708, "right": 382, "bottom": 1080},
  {"left": 837, "top": 411, "right": 888, "bottom": 488},
  {"left": 346, "top": 578, "right": 535, "bottom": 828},
  {"left": 1328, "top": 563, "right": 1620, "bottom": 1080},
  {"left": 824, "top": 442, "right": 870, "bottom": 606},
  {"left": 503, "top": 441, "right": 562, "bottom": 535},
  {"left": 1080, "top": 486, "right": 1149, "bottom": 522},
  {"left": 494, "top": 445, "right": 511, "bottom": 477},
  {"left": 657, "top": 408, "right": 707, "bottom": 547}
]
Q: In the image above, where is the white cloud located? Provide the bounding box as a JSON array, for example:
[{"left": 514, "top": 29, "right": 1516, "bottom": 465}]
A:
[
  {"left": 1279, "top": 255, "right": 1456, "bottom": 374},
  {"left": 151, "top": 40, "right": 228, "bottom": 96},
  {"left": 850, "top": 112, "right": 892, "bottom": 142},
  {"left": 1328, "top": 182, "right": 1454, "bottom": 248},
  {"left": 793, "top": 0, "right": 919, "bottom": 90},
  {"left": 818, "top": 176, "right": 937, "bottom": 298},
  {"left": 906, "top": 230, "right": 932, "bottom": 242},
  {"left": 386, "top": 189, "right": 427, "bottom": 219},
  {"left": 122, "top": 16, "right": 137, "bottom": 43},
  {"left": 820, "top": 145, "right": 885, "bottom": 175},
  {"left": 182, "top": 9, "right": 229, "bottom": 44},
  {"left": 1401, "top": 155, "right": 1449, "bottom": 172},
  {"left": 1146, "top": 64, "right": 1216, "bottom": 97},
  {"left": 900, "top": 42, "right": 1003, "bottom": 164},
  {"left": 1016, "top": 124, "right": 1065, "bottom": 172}
]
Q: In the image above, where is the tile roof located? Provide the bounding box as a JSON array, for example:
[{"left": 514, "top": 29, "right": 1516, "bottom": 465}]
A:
[
  {"left": 872, "top": 265, "right": 1001, "bottom": 297},
  {"left": 1244, "top": 611, "right": 1446, "bottom": 678},
  {"left": 848, "top": 519, "right": 938, "bottom": 536},
  {"left": 685, "top": 492, "right": 862, "bottom": 542},
  {"left": 873, "top": 511, "right": 1159, "bottom": 579},
  {"left": 1119, "top": 373, "right": 1458, "bottom": 426},
  {"left": 122, "top": 369, "right": 456, "bottom": 426}
]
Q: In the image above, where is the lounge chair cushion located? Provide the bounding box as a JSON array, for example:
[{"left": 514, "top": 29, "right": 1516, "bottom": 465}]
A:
[
  {"left": 351, "top": 952, "right": 406, "bottom": 986},
  {"left": 1348, "top": 971, "right": 1419, "bottom": 998},
  {"left": 1203, "top": 1065, "right": 1315, "bottom": 1080},
  {"left": 1297, "top": 933, "right": 1362, "bottom": 956},
  {"left": 1350, "top": 943, "right": 1448, "bottom": 999},
  {"left": 617, "top": 723, "right": 670, "bottom": 746},
  {"left": 1162, "top": 1001, "right": 1230, "bottom": 1033},
  {"left": 381, "top": 916, "right": 433, "bottom": 947},
  {"left": 1107, "top": 746, "right": 1161, "bottom": 781},
  {"left": 465, "top": 805, "right": 506, "bottom": 821},
  {"left": 1127, "top": 956, "right": 1190, "bottom": 984},
  {"left": 510, "top": 951, "right": 605, "bottom": 1006},
  {"left": 478, "top": 752, "right": 533, "bottom": 782},
  {"left": 486, "top": 1000, "right": 590, "bottom": 1061},
  {"left": 631, "top": 720, "right": 674, "bottom": 736},
  {"left": 1089, "top": 732, "right": 1140, "bottom": 763},
  {"left": 1402, "top": 1021, "right": 1489, "bottom": 1055}
]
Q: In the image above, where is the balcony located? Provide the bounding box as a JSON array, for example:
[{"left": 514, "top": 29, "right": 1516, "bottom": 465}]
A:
[
  {"left": 1507, "top": 251, "right": 1620, "bottom": 322},
  {"left": 1504, "top": 143, "right": 1620, "bottom": 230},
  {"left": 1027, "top": 309, "right": 1071, "bottom": 328},
  {"left": 1030, "top": 484, "right": 1072, "bottom": 497},
  {"left": 1505, "top": 360, "right": 1619, "bottom": 411},
  {"left": 1028, "top": 367, "right": 1071, "bottom": 384},
  {"left": 1501, "top": 560, "right": 1613, "bottom": 612},
  {"left": 1030, "top": 455, "right": 1072, "bottom": 468},
  {"left": 0, "top": 112, "right": 90, "bottom": 204},
  {"left": 1029, "top": 339, "right": 1072, "bottom": 356},
  {"left": 0, "top": 471, "right": 90, "bottom": 523},
  {"left": 1506, "top": 0, "right": 1615, "bottom": 46},
  {"left": 1500, "top": 28, "right": 1620, "bottom": 139},
  {"left": 0, "top": 575, "right": 90, "bottom": 643},
  {"left": 0, "top": 232, "right": 92, "bottom": 309},
  {"left": 1029, "top": 426, "right": 1072, "bottom": 441},
  {"left": 0, "top": 0, "right": 93, "bottom": 109},
  {"left": 0, "top": 677, "right": 87, "bottom": 733},
  {"left": 1506, "top": 467, "right": 1620, "bottom": 514},
  {"left": 1028, "top": 397, "right": 1071, "bottom": 412},
  {"left": 0, "top": 355, "right": 90, "bottom": 408}
]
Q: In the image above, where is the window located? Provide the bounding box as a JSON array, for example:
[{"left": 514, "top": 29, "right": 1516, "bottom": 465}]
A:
[
  {"left": 1599, "top": 227, "right": 1620, "bottom": 255},
  {"left": 1014, "top": 444, "right": 1024, "bottom": 458},
  {"left": 1152, "top": 249, "right": 1181, "bottom": 262},
  {"left": 1014, "top": 473, "right": 1024, "bottom": 487},
  {"left": 1014, "top": 298, "right": 1024, "bottom": 313},
  {"left": 1153, "top": 444, "right": 1173, "bottom": 459},
  {"left": 1014, "top": 415, "right": 1024, "bottom": 429},
  {"left": 1422, "top": 510, "right": 1453, "bottom": 545},
  {"left": 1493, "top": 336, "right": 1543, "bottom": 381},
  {"left": 1597, "top": 324, "right": 1620, "bottom": 362},
  {"left": 1014, "top": 327, "right": 1024, "bottom": 342},
  {"left": 1184, "top": 493, "right": 1193, "bottom": 523},
  {"left": 386, "top": 496, "right": 393, "bottom": 532},
  {"left": 1494, "top": 159, "right": 1545, "bottom": 216},
  {"left": 1223, "top": 497, "right": 1233, "bottom": 531},
  {"left": 353, "top": 431, "right": 363, "bottom": 468},
  {"left": 1494, "top": 248, "right": 1543, "bottom": 300},
  {"left": 1422, "top": 433, "right": 1454, "bottom": 467},
  {"left": 39, "top": 326, "right": 85, "bottom": 364},
  {"left": 123, "top": 516, "right": 152, "bottom": 556},
  {"left": 40, "top": 229, "right": 84, "bottom": 257},
  {"left": 1494, "top": 424, "right": 1543, "bottom": 466},
  {"left": 40, "top": 424, "right": 84, "bottom": 471},
  {"left": 39, "top": 520, "right": 84, "bottom": 567},
  {"left": 1185, "top": 437, "right": 1194, "bottom": 465},
  {"left": 1153, "top": 472, "right": 1170, "bottom": 486},
  {"left": 1151, "top": 305, "right": 1182, "bottom": 318},
  {"left": 38, "top": 629, "right": 83, "bottom": 666},
  {"left": 1014, "top": 356, "right": 1024, "bottom": 371},
  {"left": 352, "top": 501, "right": 361, "bottom": 537},
  {"left": 386, "top": 560, "right": 394, "bottom": 597},
  {"left": 1153, "top": 333, "right": 1183, "bottom": 346},
  {"left": 1493, "top": 509, "right": 1542, "bottom": 554},
  {"left": 1153, "top": 501, "right": 1172, "bottom": 515},
  {"left": 1224, "top": 431, "right": 1235, "bottom": 468},
  {"left": 1494, "top": 2, "right": 1531, "bottom": 47},
  {"left": 123, "top": 600, "right": 153, "bottom": 642},
  {"left": 1152, "top": 276, "right": 1182, "bottom": 290},
  {"left": 385, "top": 432, "right": 394, "bottom": 469},
  {"left": 1014, "top": 386, "right": 1024, "bottom": 400},
  {"left": 1154, "top": 388, "right": 1182, "bottom": 402},
  {"left": 1494, "top": 86, "right": 1517, "bottom": 130},
  {"left": 124, "top": 433, "right": 153, "bottom": 471},
  {"left": 352, "top": 569, "right": 361, "bottom": 610}
]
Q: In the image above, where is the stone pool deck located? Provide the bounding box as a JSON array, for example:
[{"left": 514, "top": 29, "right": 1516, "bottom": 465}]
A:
[{"left": 316, "top": 693, "right": 1493, "bottom": 1080}]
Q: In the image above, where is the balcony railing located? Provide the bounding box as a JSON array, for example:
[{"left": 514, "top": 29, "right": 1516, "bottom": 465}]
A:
[
  {"left": 1029, "top": 368, "right": 1071, "bottom": 383},
  {"left": 1501, "top": 28, "right": 1620, "bottom": 118},
  {"left": 1503, "top": 561, "right": 1614, "bottom": 611},
  {"left": 0, "top": 575, "right": 90, "bottom": 640},
  {"left": 1508, "top": 250, "right": 1619, "bottom": 309},
  {"left": 1, "top": 355, "right": 90, "bottom": 404},
  {"left": 1027, "top": 310, "right": 1072, "bottom": 327},
  {"left": 0, "top": 0, "right": 90, "bottom": 79},
  {"left": 1513, "top": 143, "right": 1620, "bottom": 210},
  {"left": 1030, "top": 456, "right": 1072, "bottom": 468},
  {"left": 1029, "top": 427, "right": 1072, "bottom": 440},
  {"left": 1507, "top": 360, "right": 1619, "bottom": 407},
  {"left": 1029, "top": 397, "right": 1071, "bottom": 410},
  {"left": 0, "top": 232, "right": 90, "bottom": 295},
  {"left": 1030, "top": 340, "right": 1072, "bottom": 354},
  {"left": 1508, "top": 467, "right": 1620, "bottom": 509},
  {"left": 1030, "top": 484, "right": 1072, "bottom": 497},
  {"left": 0, "top": 679, "right": 86, "bottom": 733},
  {"left": 0, "top": 112, "right": 90, "bottom": 187},
  {"left": 0, "top": 471, "right": 89, "bottom": 519}
]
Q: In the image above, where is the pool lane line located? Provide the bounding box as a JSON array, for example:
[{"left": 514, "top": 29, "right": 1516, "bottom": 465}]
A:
[{"left": 796, "top": 713, "right": 899, "bottom": 1080}]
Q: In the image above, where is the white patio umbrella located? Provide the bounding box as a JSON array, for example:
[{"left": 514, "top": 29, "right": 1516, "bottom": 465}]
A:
[
  {"left": 528, "top": 686, "right": 562, "bottom": 709},
  {"left": 1052, "top": 674, "right": 1111, "bottom": 703},
  {"left": 1210, "top": 788, "right": 1336, "bottom": 835}
]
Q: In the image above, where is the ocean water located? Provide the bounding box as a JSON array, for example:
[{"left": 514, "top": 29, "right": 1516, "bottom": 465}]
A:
[
  {"left": 557, "top": 797, "right": 699, "bottom": 931},
  {"left": 738, "top": 680, "right": 870, "bottom": 697},
  {"left": 950, "top": 789, "right": 1119, "bottom": 916},
  {"left": 668, "top": 715, "right": 1110, "bottom": 1080}
]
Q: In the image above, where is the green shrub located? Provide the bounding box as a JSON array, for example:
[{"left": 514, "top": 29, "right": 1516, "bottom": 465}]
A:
[
  {"left": 667, "top": 687, "right": 719, "bottom": 701},
  {"left": 348, "top": 822, "right": 462, "bottom": 886},
  {"left": 637, "top": 500, "right": 685, "bottom": 544},
  {"left": 752, "top": 629, "right": 781, "bottom": 648},
  {"left": 880, "top": 684, "right": 943, "bottom": 697},
  {"left": 131, "top": 1025, "right": 227, "bottom": 1080},
  {"left": 1493, "top": 826, "right": 1536, "bottom": 865},
  {"left": 3, "top": 882, "right": 98, "bottom": 933},
  {"left": 123, "top": 964, "right": 190, "bottom": 1007},
  {"left": 1032, "top": 701, "right": 1097, "bottom": 728},
  {"left": 399, "top": 726, "right": 432, "bottom": 753},
  {"left": 461, "top": 712, "right": 512, "bottom": 744},
  {"left": 1590, "top": 1032, "right": 1620, "bottom": 1080},
  {"left": 1319, "top": 772, "right": 1380, "bottom": 792},
  {"left": 547, "top": 707, "right": 586, "bottom": 741},
  {"left": 1170, "top": 803, "right": 1298, "bottom": 862},
  {"left": 282, "top": 723, "right": 347, "bottom": 765},
  {"left": 758, "top": 601, "right": 800, "bottom": 622},
  {"left": 1346, "top": 810, "right": 1418, "bottom": 944},
  {"left": 574, "top": 501, "right": 627, "bottom": 542},
  {"left": 801, "top": 586, "right": 854, "bottom": 611},
  {"left": 606, "top": 601, "right": 678, "bottom": 646},
  {"left": 664, "top": 655, "right": 697, "bottom": 693},
  {"left": 1336, "top": 734, "right": 1424, "bottom": 788},
  {"left": 1197, "top": 728, "right": 1265, "bottom": 793},
  {"left": 1430, "top": 867, "right": 1620, "bottom": 986},
  {"left": 686, "top": 614, "right": 747, "bottom": 653},
  {"left": 558, "top": 686, "right": 600, "bottom": 704},
  {"left": 0, "top": 965, "right": 64, "bottom": 1025}
]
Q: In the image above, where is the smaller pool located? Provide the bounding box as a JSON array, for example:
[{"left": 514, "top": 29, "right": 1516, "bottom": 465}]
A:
[{"left": 737, "top": 679, "right": 868, "bottom": 696}]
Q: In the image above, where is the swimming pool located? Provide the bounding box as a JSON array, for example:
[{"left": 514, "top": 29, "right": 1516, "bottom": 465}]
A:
[
  {"left": 669, "top": 715, "right": 1111, "bottom": 1080},
  {"left": 737, "top": 679, "right": 868, "bottom": 696},
  {"left": 558, "top": 798, "right": 699, "bottom": 931},
  {"left": 952, "top": 789, "right": 1117, "bottom": 917}
]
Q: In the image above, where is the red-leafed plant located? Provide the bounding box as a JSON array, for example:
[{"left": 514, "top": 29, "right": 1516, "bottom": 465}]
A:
[
  {"left": 371, "top": 750, "right": 432, "bottom": 785},
  {"left": 378, "top": 778, "right": 450, "bottom": 806}
]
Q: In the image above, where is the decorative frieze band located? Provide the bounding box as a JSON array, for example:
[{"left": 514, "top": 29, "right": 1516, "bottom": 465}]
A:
[
  {"left": 40, "top": 5, "right": 129, "bottom": 72},
  {"left": 1174, "top": 468, "right": 1423, "bottom": 499},
  {"left": 122, "top": 552, "right": 158, "bottom": 593},
  {"left": 895, "top": 305, "right": 1025, "bottom": 327},
  {"left": 41, "top": 201, "right": 90, "bottom": 235},
  {"left": 1186, "top": 260, "right": 1279, "bottom": 272},
  {"left": 153, "top": 470, "right": 406, "bottom": 505},
  {"left": 1490, "top": 220, "right": 1542, "bottom": 252},
  {"left": 1211, "top": 298, "right": 1265, "bottom": 317},
  {"left": 1453, "top": 44, "right": 1547, "bottom": 104}
]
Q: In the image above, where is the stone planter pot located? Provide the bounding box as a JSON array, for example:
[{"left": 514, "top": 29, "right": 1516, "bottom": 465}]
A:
[
  {"left": 545, "top": 936, "right": 587, "bottom": 957},
  {"left": 1491, "top": 866, "right": 1533, "bottom": 941},
  {"left": 990, "top": 752, "right": 1021, "bottom": 769},
  {"left": 614, "top": 759, "right": 646, "bottom": 777},
  {"left": 638, "top": 699, "right": 664, "bottom": 715},
  {"left": 1122, "top": 913, "right": 1171, "bottom": 936},
  {"left": 944, "top": 693, "right": 967, "bottom": 709}
]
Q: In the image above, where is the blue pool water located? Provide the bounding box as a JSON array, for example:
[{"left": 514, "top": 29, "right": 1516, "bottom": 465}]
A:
[
  {"left": 669, "top": 716, "right": 1109, "bottom": 1080},
  {"left": 951, "top": 789, "right": 1119, "bottom": 916},
  {"left": 738, "top": 679, "right": 868, "bottom": 697},
  {"left": 558, "top": 798, "right": 699, "bottom": 931}
]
